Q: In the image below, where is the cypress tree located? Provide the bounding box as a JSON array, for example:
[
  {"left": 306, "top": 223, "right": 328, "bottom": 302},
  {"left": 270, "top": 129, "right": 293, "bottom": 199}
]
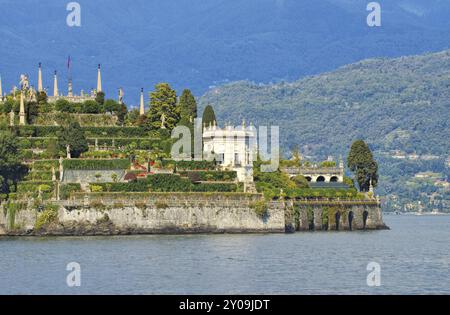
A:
[
  {"left": 347, "top": 140, "right": 378, "bottom": 192},
  {"left": 179, "top": 89, "right": 197, "bottom": 121},
  {"left": 202, "top": 104, "right": 216, "bottom": 127}
]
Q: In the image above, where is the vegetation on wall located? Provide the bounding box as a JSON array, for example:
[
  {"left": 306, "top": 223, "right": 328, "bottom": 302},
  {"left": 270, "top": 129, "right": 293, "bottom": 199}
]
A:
[{"left": 63, "top": 159, "right": 130, "bottom": 170}]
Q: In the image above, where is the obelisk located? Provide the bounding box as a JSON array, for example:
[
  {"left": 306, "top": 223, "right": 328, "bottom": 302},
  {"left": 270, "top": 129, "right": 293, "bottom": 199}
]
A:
[
  {"left": 53, "top": 71, "right": 58, "bottom": 97},
  {"left": 97, "top": 64, "right": 102, "bottom": 93},
  {"left": 38, "top": 62, "right": 43, "bottom": 92},
  {"left": 19, "top": 90, "right": 26, "bottom": 125}
]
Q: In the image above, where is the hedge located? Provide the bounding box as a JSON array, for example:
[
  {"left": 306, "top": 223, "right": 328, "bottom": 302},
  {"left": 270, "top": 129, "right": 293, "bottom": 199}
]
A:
[
  {"left": 161, "top": 160, "right": 216, "bottom": 170},
  {"left": 32, "top": 160, "right": 60, "bottom": 171},
  {"left": 25, "top": 171, "right": 59, "bottom": 181},
  {"left": 86, "top": 137, "right": 163, "bottom": 150},
  {"left": 179, "top": 171, "right": 237, "bottom": 182},
  {"left": 34, "top": 113, "right": 117, "bottom": 127},
  {"left": 191, "top": 183, "right": 238, "bottom": 192},
  {"left": 90, "top": 174, "right": 240, "bottom": 193},
  {"left": 63, "top": 159, "right": 131, "bottom": 170},
  {"left": 12, "top": 126, "right": 170, "bottom": 139}
]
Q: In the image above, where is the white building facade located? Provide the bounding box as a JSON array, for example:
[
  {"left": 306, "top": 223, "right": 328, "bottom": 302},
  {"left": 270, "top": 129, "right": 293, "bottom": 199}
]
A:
[{"left": 202, "top": 122, "right": 257, "bottom": 182}]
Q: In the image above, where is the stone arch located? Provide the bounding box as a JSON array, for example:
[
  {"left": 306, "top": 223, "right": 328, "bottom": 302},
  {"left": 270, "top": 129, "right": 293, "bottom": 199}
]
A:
[
  {"left": 348, "top": 211, "right": 354, "bottom": 231},
  {"left": 363, "top": 210, "right": 369, "bottom": 229},
  {"left": 305, "top": 176, "right": 312, "bottom": 182},
  {"left": 316, "top": 176, "right": 325, "bottom": 182},
  {"left": 330, "top": 176, "right": 338, "bottom": 182},
  {"left": 335, "top": 212, "right": 341, "bottom": 231}
]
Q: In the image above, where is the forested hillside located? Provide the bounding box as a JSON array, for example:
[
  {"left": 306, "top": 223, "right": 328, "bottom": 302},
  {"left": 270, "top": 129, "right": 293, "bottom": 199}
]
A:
[
  {"left": 200, "top": 50, "right": 450, "bottom": 211},
  {"left": 2, "top": 0, "right": 450, "bottom": 103}
]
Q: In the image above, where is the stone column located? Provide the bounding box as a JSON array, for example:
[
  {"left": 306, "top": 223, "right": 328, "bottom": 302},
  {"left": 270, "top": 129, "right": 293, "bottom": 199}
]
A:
[
  {"left": 297, "top": 205, "right": 309, "bottom": 231},
  {"left": 313, "top": 207, "right": 323, "bottom": 230}
]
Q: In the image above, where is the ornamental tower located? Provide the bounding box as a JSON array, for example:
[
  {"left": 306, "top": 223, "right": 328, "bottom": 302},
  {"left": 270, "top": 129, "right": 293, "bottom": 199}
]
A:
[
  {"left": 97, "top": 64, "right": 102, "bottom": 93},
  {"left": 140, "top": 88, "right": 145, "bottom": 115}
]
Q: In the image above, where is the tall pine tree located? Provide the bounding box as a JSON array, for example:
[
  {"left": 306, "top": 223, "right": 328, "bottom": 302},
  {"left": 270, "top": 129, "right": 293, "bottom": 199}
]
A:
[
  {"left": 178, "top": 89, "right": 197, "bottom": 121},
  {"left": 147, "top": 83, "right": 180, "bottom": 130}
]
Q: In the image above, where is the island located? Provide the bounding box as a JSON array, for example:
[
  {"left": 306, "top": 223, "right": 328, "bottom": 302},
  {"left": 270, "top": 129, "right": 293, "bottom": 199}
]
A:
[{"left": 0, "top": 62, "right": 387, "bottom": 236}]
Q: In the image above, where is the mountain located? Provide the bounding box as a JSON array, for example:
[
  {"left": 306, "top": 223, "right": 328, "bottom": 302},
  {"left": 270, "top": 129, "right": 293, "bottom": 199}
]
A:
[
  {"left": 2, "top": 0, "right": 450, "bottom": 105},
  {"left": 199, "top": 50, "right": 450, "bottom": 211}
]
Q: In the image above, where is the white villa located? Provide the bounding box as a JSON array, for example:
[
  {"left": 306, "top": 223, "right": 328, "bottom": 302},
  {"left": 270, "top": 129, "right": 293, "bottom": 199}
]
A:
[{"left": 202, "top": 121, "right": 257, "bottom": 182}]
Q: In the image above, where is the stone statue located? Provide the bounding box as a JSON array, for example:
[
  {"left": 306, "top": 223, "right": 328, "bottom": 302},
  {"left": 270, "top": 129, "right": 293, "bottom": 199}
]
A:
[
  {"left": 66, "top": 144, "right": 71, "bottom": 159},
  {"left": 161, "top": 113, "right": 167, "bottom": 129},
  {"left": 20, "top": 74, "right": 30, "bottom": 91},
  {"left": 29, "top": 86, "right": 37, "bottom": 101},
  {"left": 118, "top": 88, "right": 124, "bottom": 104}
]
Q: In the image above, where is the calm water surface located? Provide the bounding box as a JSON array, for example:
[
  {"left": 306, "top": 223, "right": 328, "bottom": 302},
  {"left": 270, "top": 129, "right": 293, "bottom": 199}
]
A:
[{"left": 0, "top": 215, "right": 449, "bottom": 294}]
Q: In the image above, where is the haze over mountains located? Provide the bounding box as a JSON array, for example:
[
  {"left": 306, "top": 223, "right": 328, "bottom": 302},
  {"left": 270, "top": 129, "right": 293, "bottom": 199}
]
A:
[{"left": 2, "top": 0, "right": 450, "bottom": 105}]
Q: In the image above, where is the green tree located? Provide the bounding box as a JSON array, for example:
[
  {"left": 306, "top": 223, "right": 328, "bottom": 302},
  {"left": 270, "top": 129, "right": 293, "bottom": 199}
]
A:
[
  {"left": 147, "top": 83, "right": 180, "bottom": 130},
  {"left": 202, "top": 104, "right": 216, "bottom": 127},
  {"left": 292, "top": 175, "right": 310, "bottom": 188},
  {"left": 347, "top": 140, "right": 378, "bottom": 192},
  {"left": 37, "top": 91, "right": 48, "bottom": 105},
  {"left": 104, "top": 99, "right": 120, "bottom": 114},
  {"left": 82, "top": 100, "right": 101, "bottom": 114},
  {"left": 178, "top": 89, "right": 197, "bottom": 121},
  {"left": 0, "top": 130, "right": 28, "bottom": 196},
  {"left": 57, "top": 121, "right": 89, "bottom": 158},
  {"left": 25, "top": 101, "right": 39, "bottom": 124},
  {"left": 116, "top": 103, "right": 128, "bottom": 125},
  {"left": 95, "top": 91, "right": 105, "bottom": 105}
]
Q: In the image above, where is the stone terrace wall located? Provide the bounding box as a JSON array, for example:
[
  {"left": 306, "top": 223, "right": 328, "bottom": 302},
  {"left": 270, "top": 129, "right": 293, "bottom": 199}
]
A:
[{"left": 1, "top": 193, "right": 286, "bottom": 235}]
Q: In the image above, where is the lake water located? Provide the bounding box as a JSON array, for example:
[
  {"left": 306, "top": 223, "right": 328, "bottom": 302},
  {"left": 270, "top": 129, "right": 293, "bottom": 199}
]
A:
[{"left": 0, "top": 215, "right": 449, "bottom": 294}]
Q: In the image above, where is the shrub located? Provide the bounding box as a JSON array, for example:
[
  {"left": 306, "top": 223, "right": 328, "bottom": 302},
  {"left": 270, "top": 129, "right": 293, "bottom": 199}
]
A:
[
  {"left": 35, "top": 204, "right": 59, "bottom": 230},
  {"left": 251, "top": 200, "right": 268, "bottom": 218},
  {"left": 59, "top": 183, "right": 81, "bottom": 200},
  {"left": 292, "top": 175, "right": 310, "bottom": 188},
  {"left": 90, "top": 185, "right": 104, "bottom": 192}
]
